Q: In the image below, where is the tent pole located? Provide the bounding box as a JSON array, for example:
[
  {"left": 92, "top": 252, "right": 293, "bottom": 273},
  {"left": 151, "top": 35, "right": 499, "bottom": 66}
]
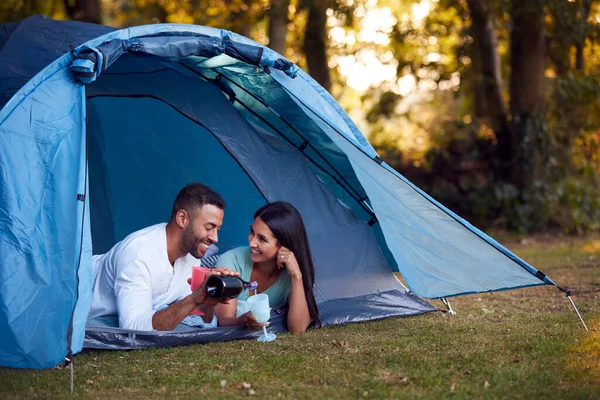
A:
[
  {"left": 391, "top": 273, "right": 408, "bottom": 290},
  {"left": 567, "top": 295, "right": 588, "bottom": 332},
  {"left": 186, "top": 66, "right": 378, "bottom": 220},
  {"left": 70, "top": 357, "right": 74, "bottom": 393},
  {"left": 441, "top": 298, "right": 456, "bottom": 315}
]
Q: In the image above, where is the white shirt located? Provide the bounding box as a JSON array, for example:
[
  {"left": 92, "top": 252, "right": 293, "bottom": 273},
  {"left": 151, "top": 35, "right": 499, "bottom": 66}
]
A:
[{"left": 88, "top": 223, "right": 200, "bottom": 331}]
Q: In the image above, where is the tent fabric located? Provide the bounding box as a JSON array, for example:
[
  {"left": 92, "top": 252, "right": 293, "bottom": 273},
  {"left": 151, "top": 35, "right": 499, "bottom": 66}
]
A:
[
  {"left": 0, "top": 15, "right": 559, "bottom": 369},
  {"left": 84, "top": 289, "right": 432, "bottom": 351},
  {"left": 0, "top": 15, "right": 114, "bottom": 109}
]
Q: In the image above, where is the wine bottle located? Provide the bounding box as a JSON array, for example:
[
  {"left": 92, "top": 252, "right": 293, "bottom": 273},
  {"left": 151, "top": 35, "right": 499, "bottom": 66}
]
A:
[{"left": 204, "top": 275, "right": 258, "bottom": 299}]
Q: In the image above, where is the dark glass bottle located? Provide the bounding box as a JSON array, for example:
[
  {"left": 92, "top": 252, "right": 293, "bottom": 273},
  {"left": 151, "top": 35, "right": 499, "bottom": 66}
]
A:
[{"left": 204, "top": 276, "right": 258, "bottom": 299}]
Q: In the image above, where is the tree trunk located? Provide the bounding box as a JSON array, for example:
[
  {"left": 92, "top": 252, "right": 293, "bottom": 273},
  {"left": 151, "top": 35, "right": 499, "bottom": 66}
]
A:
[
  {"left": 302, "top": 0, "right": 331, "bottom": 92},
  {"left": 575, "top": 0, "right": 592, "bottom": 71},
  {"left": 228, "top": 0, "right": 256, "bottom": 39},
  {"left": 547, "top": 0, "right": 572, "bottom": 76},
  {"left": 63, "top": 0, "right": 102, "bottom": 24},
  {"left": 268, "top": 0, "right": 290, "bottom": 56},
  {"left": 509, "top": 0, "right": 546, "bottom": 189},
  {"left": 468, "top": 47, "right": 487, "bottom": 120},
  {"left": 466, "top": 0, "right": 513, "bottom": 181}
]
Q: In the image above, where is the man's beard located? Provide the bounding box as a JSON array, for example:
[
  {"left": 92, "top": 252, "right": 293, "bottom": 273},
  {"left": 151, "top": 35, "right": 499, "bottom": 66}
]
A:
[{"left": 182, "top": 225, "right": 210, "bottom": 259}]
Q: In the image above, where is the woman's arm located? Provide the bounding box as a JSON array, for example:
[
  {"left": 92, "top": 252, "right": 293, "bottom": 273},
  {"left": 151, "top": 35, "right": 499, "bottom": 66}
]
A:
[
  {"left": 278, "top": 247, "right": 311, "bottom": 333},
  {"left": 215, "top": 300, "right": 266, "bottom": 329},
  {"left": 215, "top": 299, "right": 243, "bottom": 326},
  {"left": 286, "top": 274, "right": 311, "bottom": 333}
]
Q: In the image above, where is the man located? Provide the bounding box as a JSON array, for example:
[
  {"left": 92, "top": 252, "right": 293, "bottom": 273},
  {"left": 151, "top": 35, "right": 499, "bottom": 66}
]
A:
[{"left": 88, "top": 182, "right": 238, "bottom": 331}]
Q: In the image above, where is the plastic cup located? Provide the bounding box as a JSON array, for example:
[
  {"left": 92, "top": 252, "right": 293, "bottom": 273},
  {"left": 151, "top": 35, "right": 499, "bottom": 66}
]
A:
[
  {"left": 247, "top": 294, "right": 276, "bottom": 342},
  {"left": 191, "top": 266, "right": 211, "bottom": 292},
  {"left": 190, "top": 266, "right": 211, "bottom": 316}
]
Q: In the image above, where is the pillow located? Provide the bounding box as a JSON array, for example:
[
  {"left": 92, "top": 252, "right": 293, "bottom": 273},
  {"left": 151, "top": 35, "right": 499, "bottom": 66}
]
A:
[{"left": 201, "top": 253, "right": 220, "bottom": 269}]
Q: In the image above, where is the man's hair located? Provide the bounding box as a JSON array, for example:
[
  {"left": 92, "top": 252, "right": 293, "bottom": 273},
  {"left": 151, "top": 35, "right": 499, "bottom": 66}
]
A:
[{"left": 170, "top": 182, "right": 226, "bottom": 220}]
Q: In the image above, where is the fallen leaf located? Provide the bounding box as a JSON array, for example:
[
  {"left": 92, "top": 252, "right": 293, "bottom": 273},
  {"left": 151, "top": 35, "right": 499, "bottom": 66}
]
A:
[
  {"left": 464, "top": 370, "right": 472, "bottom": 375},
  {"left": 216, "top": 364, "right": 227, "bottom": 370},
  {"left": 157, "top": 386, "right": 167, "bottom": 393},
  {"left": 520, "top": 237, "right": 536, "bottom": 245},
  {"left": 484, "top": 381, "right": 490, "bottom": 389},
  {"left": 450, "top": 382, "right": 456, "bottom": 392},
  {"left": 242, "top": 382, "right": 252, "bottom": 389},
  {"left": 399, "top": 376, "right": 409, "bottom": 386},
  {"left": 332, "top": 340, "right": 348, "bottom": 347}
]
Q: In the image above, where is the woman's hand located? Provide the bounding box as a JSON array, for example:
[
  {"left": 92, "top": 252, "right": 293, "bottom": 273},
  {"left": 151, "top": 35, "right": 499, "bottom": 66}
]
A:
[
  {"left": 241, "top": 311, "right": 269, "bottom": 330},
  {"left": 277, "top": 246, "right": 302, "bottom": 281}
]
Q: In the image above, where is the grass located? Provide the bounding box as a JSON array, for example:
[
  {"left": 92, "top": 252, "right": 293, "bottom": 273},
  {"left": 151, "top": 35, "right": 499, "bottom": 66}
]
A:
[{"left": 1, "top": 234, "right": 599, "bottom": 399}]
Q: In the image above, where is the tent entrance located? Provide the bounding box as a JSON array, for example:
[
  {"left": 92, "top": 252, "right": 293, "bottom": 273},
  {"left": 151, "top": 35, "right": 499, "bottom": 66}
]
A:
[
  {"left": 79, "top": 50, "right": 438, "bottom": 350},
  {"left": 86, "top": 55, "right": 372, "bottom": 253}
]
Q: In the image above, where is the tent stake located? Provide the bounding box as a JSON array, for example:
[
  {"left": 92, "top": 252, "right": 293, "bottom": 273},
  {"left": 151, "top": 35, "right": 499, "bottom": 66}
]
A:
[
  {"left": 441, "top": 298, "right": 456, "bottom": 315},
  {"left": 567, "top": 295, "right": 588, "bottom": 332},
  {"left": 70, "top": 356, "right": 74, "bottom": 393}
]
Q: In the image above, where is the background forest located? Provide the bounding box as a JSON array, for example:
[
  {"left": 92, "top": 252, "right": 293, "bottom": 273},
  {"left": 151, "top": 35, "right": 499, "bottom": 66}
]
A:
[{"left": 2, "top": 0, "right": 600, "bottom": 233}]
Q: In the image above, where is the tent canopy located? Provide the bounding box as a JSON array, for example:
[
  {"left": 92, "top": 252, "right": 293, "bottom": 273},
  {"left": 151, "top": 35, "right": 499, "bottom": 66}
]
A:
[{"left": 0, "top": 15, "right": 559, "bottom": 369}]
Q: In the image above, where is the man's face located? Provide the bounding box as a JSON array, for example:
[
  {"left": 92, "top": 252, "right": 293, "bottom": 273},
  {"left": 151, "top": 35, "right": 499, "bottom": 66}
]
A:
[{"left": 181, "top": 204, "right": 224, "bottom": 258}]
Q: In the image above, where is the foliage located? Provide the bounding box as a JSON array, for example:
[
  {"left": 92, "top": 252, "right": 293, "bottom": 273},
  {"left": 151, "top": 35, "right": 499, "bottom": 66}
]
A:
[
  {"left": 0, "top": 0, "right": 68, "bottom": 23},
  {"left": 1, "top": 0, "right": 600, "bottom": 233},
  {"left": 365, "top": 0, "right": 600, "bottom": 233}
]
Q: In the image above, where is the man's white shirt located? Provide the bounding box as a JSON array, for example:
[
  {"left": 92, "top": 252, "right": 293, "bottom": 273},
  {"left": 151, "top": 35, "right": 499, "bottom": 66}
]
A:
[{"left": 88, "top": 223, "right": 200, "bottom": 331}]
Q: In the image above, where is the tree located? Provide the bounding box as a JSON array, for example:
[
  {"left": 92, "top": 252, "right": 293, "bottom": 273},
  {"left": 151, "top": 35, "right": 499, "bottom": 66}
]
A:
[
  {"left": 63, "top": 0, "right": 101, "bottom": 24},
  {"left": 268, "top": 0, "right": 290, "bottom": 55},
  {"left": 509, "top": 0, "right": 546, "bottom": 190},
  {"left": 547, "top": 0, "right": 594, "bottom": 74},
  {"left": 302, "top": 0, "right": 331, "bottom": 92},
  {"left": 465, "top": 0, "right": 512, "bottom": 182}
]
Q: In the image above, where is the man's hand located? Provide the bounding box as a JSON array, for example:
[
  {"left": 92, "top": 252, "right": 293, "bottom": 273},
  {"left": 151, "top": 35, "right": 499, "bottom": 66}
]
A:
[{"left": 188, "top": 267, "right": 240, "bottom": 307}]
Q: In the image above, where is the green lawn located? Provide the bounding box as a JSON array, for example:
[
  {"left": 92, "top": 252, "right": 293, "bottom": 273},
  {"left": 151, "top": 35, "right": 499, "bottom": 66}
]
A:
[{"left": 1, "top": 235, "right": 599, "bottom": 399}]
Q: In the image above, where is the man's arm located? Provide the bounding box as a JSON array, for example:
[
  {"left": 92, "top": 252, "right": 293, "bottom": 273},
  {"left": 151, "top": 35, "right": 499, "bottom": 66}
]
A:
[
  {"left": 114, "top": 258, "right": 157, "bottom": 331},
  {"left": 152, "top": 267, "right": 239, "bottom": 331},
  {"left": 151, "top": 294, "right": 203, "bottom": 331}
]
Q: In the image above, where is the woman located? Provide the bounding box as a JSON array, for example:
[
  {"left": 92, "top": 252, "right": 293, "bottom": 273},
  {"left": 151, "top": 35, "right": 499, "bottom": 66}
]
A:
[{"left": 215, "top": 201, "right": 320, "bottom": 333}]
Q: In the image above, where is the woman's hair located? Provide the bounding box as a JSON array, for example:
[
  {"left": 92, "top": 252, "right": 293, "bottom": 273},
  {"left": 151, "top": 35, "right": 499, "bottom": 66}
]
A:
[{"left": 254, "top": 201, "right": 321, "bottom": 327}]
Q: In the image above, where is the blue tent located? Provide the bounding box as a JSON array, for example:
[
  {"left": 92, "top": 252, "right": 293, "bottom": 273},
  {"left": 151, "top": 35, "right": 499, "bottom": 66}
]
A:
[{"left": 0, "top": 15, "right": 564, "bottom": 369}]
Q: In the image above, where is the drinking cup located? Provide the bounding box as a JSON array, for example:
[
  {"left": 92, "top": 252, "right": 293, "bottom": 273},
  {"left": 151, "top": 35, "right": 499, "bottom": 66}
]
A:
[
  {"left": 247, "top": 294, "right": 271, "bottom": 323},
  {"left": 190, "top": 266, "right": 211, "bottom": 316},
  {"left": 191, "top": 266, "right": 211, "bottom": 292}
]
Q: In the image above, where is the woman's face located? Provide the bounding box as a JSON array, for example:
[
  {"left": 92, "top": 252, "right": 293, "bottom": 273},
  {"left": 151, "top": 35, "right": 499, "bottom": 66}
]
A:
[{"left": 248, "top": 216, "right": 280, "bottom": 264}]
